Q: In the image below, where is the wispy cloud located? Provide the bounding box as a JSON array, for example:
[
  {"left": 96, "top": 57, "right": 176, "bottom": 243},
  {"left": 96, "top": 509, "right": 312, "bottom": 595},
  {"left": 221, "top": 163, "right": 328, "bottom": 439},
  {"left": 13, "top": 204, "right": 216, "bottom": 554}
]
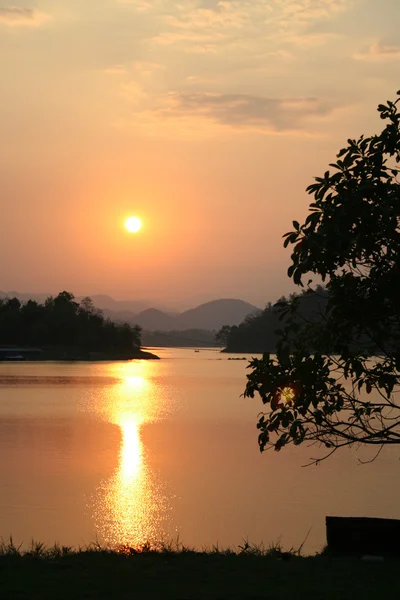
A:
[
  {"left": 289, "top": 32, "right": 339, "bottom": 46},
  {"left": 118, "top": 61, "right": 165, "bottom": 107},
  {"left": 160, "top": 92, "right": 338, "bottom": 131},
  {"left": 354, "top": 42, "right": 400, "bottom": 61},
  {"left": 120, "top": 0, "right": 352, "bottom": 52},
  {"left": 121, "top": 91, "right": 340, "bottom": 136},
  {"left": 104, "top": 65, "right": 127, "bottom": 75},
  {"left": 165, "top": 1, "right": 346, "bottom": 39},
  {"left": 0, "top": 7, "right": 51, "bottom": 27},
  {"left": 117, "top": 0, "right": 154, "bottom": 9}
]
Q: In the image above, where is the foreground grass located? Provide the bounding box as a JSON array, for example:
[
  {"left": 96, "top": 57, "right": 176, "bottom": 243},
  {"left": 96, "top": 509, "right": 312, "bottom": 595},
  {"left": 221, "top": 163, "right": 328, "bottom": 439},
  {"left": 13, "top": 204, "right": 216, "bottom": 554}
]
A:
[{"left": 0, "top": 538, "right": 399, "bottom": 600}]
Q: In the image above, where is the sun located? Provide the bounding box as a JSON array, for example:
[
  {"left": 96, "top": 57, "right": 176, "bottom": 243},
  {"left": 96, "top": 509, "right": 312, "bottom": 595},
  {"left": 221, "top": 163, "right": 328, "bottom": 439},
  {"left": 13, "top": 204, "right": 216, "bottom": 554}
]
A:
[{"left": 125, "top": 216, "right": 142, "bottom": 233}]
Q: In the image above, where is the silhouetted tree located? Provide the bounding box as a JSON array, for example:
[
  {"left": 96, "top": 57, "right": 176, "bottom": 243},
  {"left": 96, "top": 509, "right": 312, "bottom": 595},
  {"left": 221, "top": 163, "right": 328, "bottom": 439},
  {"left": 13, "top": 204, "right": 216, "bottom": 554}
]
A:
[
  {"left": 215, "top": 325, "right": 232, "bottom": 347},
  {"left": 0, "top": 291, "right": 142, "bottom": 355},
  {"left": 216, "top": 291, "right": 327, "bottom": 353},
  {"left": 245, "top": 91, "right": 400, "bottom": 460}
]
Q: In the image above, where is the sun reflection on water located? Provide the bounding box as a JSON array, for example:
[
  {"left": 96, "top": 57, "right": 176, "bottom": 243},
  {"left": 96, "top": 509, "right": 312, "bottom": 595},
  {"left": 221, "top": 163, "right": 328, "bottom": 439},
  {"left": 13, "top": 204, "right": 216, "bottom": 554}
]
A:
[
  {"left": 120, "top": 420, "right": 142, "bottom": 481},
  {"left": 92, "top": 362, "right": 173, "bottom": 547}
]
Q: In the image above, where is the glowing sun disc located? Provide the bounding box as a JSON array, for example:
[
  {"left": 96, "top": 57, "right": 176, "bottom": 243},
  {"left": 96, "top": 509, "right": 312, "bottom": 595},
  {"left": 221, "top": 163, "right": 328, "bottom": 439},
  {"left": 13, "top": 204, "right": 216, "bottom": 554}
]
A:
[{"left": 125, "top": 217, "right": 142, "bottom": 233}]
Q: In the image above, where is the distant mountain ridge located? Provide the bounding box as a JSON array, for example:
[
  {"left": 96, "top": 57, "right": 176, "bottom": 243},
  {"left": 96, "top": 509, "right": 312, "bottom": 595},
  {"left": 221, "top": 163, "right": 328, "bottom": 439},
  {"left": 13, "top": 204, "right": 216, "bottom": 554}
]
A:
[
  {"left": 106, "top": 299, "right": 260, "bottom": 331},
  {"left": 0, "top": 292, "right": 158, "bottom": 315},
  {"left": 98, "top": 299, "right": 260, "bottom": 331},
  {"left": 0, "top": 292, "right": 260, "bottom": 332}
]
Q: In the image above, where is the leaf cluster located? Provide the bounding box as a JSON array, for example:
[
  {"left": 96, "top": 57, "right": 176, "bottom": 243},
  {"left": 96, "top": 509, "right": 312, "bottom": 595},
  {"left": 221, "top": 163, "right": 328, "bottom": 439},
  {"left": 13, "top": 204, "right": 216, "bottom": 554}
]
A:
[{"left": 246, "top": 92, "right": 400, "bottom": 460}]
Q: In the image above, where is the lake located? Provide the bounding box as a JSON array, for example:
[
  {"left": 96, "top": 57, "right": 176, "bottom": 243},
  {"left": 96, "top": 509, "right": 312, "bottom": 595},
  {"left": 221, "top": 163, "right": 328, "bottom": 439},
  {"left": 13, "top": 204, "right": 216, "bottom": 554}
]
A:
[{"left": 0, "top": 348, "right": 398, "bottom": 554}]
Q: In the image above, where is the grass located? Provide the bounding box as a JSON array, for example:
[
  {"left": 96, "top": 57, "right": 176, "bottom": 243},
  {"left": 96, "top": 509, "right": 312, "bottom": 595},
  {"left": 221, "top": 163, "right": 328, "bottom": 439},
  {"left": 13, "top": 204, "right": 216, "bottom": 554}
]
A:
[{"left": 0, "top": 537, "right": 399, "bottom": 599}]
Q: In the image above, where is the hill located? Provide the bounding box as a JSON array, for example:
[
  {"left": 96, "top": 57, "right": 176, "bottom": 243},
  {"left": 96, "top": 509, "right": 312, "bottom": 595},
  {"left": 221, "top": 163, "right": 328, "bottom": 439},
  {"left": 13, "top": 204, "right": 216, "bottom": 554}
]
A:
[
  {"left": 1, "top": 292, "right": 260, "bottom": 333},
  {"left": 134, "top": 308, "right": 176, "bottom": 331},
  {"left": 0, "top": 292, "right": 152, "bottom": 315},
  {"left": 130, "top": 299, "right": 259, "bottom": 332},
  {"left": 0, "top": 291, "right": 159, "bottom": 360},
  {"left": 174, "top": 299, "right": 259, "bottom": 331},
  {"left": 219, "top": 288, "right": 328, "bottom": 353},
  {"left": 88, "top": 295, "right": 150, "bottom": 314}
]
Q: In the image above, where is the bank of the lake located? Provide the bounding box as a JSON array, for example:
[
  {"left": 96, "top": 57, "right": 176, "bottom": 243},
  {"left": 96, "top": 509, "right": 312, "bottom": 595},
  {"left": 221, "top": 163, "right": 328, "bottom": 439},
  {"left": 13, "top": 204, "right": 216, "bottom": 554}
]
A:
[
  {"left": 0, "top": 347, "right": 160, "bottom": 361},
  {"left": 38, "top": 347, "right": 160, "bottom": 361},
  {"left": 1, "top": 544, "right": 398, "bottom": 600}
]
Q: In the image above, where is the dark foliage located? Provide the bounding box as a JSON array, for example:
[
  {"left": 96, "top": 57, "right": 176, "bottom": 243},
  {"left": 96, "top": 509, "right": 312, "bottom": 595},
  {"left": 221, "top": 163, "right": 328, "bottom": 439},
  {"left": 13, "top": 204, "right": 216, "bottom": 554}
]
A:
[
  {"left": 217, "top": 288, "right": 328, "bottom": 353},
  {"left": 244, "top": 92, "right": 400, "bottom": 459},
  {"left": 0, "top": 291, "right": 141, "bottom": 354}
]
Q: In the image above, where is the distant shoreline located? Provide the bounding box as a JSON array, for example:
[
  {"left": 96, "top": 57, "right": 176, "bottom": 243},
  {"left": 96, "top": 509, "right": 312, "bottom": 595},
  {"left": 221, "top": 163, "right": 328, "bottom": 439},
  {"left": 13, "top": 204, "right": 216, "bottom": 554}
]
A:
[
  {"left": 0, "top": 348, "right": 160, "bottom": 362},
  {"left": 221, "top": 348, "right": 265, "bottom": 354}
]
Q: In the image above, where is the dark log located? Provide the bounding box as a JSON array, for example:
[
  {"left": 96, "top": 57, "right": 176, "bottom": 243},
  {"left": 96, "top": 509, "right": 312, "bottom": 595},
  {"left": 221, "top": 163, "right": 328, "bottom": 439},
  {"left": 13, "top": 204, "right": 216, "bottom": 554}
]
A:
[{"left": 326, "top": 516, "right": 400, "bottom": 556}]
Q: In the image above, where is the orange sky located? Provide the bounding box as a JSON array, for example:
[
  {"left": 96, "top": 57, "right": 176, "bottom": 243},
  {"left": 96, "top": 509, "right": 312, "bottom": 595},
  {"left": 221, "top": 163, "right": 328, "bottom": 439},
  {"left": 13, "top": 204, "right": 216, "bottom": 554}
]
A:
[{"left": 1, "top": 0, "right": 399, "bottom": 309}]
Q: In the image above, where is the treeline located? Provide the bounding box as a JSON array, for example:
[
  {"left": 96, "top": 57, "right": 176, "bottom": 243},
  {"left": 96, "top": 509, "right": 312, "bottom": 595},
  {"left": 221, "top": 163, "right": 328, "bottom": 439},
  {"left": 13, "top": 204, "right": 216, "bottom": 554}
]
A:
[
  {"left": 217, "top": 287, "right": 328, "bottom": 352},
  {"left": 0, "top": 291, "right": 141, "bottom": 354}
]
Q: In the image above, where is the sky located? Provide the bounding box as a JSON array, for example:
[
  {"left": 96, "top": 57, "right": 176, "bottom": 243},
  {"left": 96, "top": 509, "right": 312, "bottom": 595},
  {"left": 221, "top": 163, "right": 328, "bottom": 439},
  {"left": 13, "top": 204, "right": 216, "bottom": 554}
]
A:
[{"left": 0, "top": 0, "right": 399, "bottom": 309}]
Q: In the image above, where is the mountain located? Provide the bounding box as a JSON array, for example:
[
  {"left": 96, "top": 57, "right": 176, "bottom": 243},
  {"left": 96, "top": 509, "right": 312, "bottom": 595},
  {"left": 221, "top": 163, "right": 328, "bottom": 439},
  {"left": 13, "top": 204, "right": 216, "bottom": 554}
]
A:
[
  {"left": 174, "top": 299, "right": 260, "bottom": 331},
  {"left": 223, "top": 288, "right": 329, "bottom": 353},
  {"left": 1, "top": 292, "right": 260, "bottom": 332},
  {"left": 0, "top": 292, "right": 152, "bottom": 314},
  {"left": 87, "top": 299, "right": 259, "bottom": 331},
  {"left": 0, "top": 291, "right": 50, "bottom": 304},
  {"left": 88, "top": 295, "right": 151, "bottom": 314},
  {"left": 133, "top": 309, "right": 175, "bottom": 331}
]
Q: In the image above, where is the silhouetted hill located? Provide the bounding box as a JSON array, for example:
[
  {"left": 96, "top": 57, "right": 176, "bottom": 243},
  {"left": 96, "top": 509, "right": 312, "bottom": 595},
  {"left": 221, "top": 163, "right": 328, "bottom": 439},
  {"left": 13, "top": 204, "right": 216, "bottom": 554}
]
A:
[
  {"left": 1, "top": 292, "right": 260, "bottom": 333},
  {"left": 103, "top": 299, "right": 259, "bottom": 331},
  {"left": 219, "top": 288, "right": 329, "bottom": 353},
  {"left": 0, "top": 291, "right": 159, "bottom": 360},
  {"left": 89, "top": 295, "right": 150, "bottom": 314},
  {"left": 175, "top": 299, "right": 259, "bottom": 331},
  {"left": 0, "top": 292, "right": 152, "bottom": 315},
  {"left": 0, "top": 291, "right": 50, "bottom": 304},
  {"left": 135, "top": 309, "right": 176, "bottom": 331}
]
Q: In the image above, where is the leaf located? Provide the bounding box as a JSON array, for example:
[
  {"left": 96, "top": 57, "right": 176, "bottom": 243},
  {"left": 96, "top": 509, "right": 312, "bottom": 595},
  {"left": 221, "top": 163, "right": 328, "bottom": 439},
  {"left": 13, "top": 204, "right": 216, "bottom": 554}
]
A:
[
  {"left": 244, "top": 90, "right": 400, "bottom": 459},
  {"left": 276, "top": 343, "right": 290, "bottom": 367}
]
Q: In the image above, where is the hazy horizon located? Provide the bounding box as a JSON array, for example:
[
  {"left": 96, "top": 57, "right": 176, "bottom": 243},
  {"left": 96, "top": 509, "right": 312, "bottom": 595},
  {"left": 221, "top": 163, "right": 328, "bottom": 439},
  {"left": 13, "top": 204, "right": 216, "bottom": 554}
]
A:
[
  {"left": 1, "top": 0, "right": 398, "bottom": 307},
  {"left": 0, "top": 287, "right": 264, "bottom": 312}
]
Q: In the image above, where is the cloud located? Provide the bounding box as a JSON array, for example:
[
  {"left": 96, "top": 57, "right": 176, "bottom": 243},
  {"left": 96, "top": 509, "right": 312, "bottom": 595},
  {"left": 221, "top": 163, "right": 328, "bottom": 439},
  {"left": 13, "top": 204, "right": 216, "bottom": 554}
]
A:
[
  {"left": 105, "top": 65, "right": 127, "bottom": 75},
  {"left": 111, "top": 0, "right": 351, "bottom": 137},
  {"left": 289, "top": 32, "right": 338, "bottom": 46},
  {"left": 354, "top": 42, "right": 400, "bottom": 61},
  {"left": 0, "top": 7, "right": 51, "bottom": 27},
  {"left": 276, "top": 0, "right": 349, "bottom": 21},
  {"left": 127, "top": 0, "right": 352, "bottom": 50},
  {"left": 118, "top": 61, "right": 165, "bottom": 106},
  {"left": 142, "top": 92, "right": 339, "bottom": 133}
]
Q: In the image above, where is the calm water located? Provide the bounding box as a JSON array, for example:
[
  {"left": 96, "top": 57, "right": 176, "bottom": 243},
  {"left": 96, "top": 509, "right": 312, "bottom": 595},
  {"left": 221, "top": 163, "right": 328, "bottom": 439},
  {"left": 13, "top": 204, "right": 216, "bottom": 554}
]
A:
[{"left": 0, "top": 348, "right": 398, "bottom": 554}]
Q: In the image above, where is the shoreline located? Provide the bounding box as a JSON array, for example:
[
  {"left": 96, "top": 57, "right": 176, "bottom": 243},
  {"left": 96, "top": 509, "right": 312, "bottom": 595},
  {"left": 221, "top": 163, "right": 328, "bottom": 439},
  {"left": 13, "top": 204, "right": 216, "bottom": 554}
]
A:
[
  {"left": 0, "top": 348, "right": 160, "bottom": 362},
  {"left": 1, "top": 539, "right": 398, "bottom": 600}
]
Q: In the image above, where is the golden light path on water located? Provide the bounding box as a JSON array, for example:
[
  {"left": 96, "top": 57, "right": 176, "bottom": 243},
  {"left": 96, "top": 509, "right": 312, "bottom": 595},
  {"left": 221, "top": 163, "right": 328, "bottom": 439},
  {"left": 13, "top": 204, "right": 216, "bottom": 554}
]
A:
[{"left": 91, "top": 361, "right": 175, "bottom": 548}]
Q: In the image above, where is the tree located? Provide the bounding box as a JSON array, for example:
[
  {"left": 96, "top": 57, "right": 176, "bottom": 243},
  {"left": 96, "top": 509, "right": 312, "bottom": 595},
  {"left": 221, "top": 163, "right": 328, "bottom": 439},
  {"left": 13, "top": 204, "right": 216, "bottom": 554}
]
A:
[
  {"left": 0, "top": 291, "right": 143, "bottom": 355},
  {"left": 216, "top": 292, "right": 328, "bottom": 353},
  {"left": 215, "top": 325, "right": 232, "bottom": 347},
  {"left": 244, "top": 91, "right": 400, "bottom": 461}
]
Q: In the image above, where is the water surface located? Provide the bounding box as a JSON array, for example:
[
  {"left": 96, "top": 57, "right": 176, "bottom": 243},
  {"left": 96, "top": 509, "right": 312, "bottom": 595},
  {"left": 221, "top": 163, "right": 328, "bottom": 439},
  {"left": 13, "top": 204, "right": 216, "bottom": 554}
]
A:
[{"left": 0, "top": 348, "right": 398, "bottom": 553}]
